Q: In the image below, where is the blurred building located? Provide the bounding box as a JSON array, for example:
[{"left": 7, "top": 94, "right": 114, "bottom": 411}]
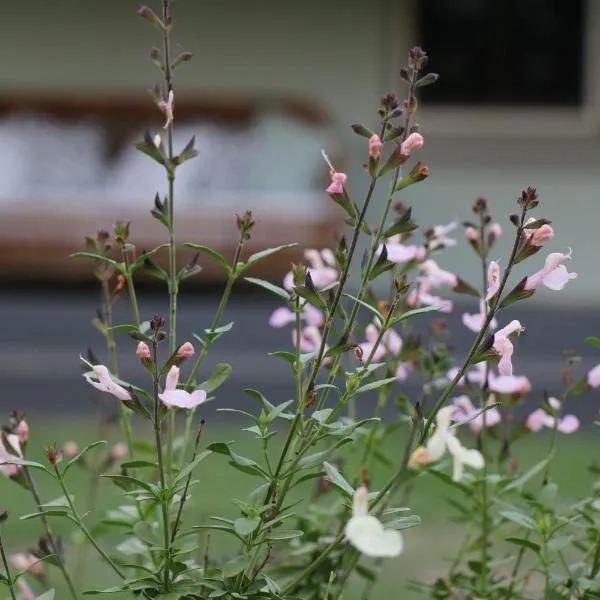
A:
[{"left": 0, "top": 0, "right": 597, "bottom": 302}]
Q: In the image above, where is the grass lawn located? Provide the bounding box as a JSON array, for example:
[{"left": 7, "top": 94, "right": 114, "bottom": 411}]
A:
[{"left": 1, "top": 417, "right": 596, "bottom": 599}]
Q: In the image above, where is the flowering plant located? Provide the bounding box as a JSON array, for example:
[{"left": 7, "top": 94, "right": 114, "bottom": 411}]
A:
[{"left": 1, "top": 3, "right": 598, "bottom": 600}]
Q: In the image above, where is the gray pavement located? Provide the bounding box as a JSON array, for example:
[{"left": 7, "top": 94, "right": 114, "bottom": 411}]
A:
[{"left": 0, "top": 288, "right": 598, "bottom": 424}]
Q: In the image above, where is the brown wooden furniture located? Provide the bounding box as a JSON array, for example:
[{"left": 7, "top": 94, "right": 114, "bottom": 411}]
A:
[{"left": 0, "top": 93, "right": 343, "bottom": 283}]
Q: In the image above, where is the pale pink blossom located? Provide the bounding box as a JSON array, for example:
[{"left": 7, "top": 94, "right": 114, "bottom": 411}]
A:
[
  {"left": 465, "top": 227, "right": 478, "bottom": 242},
  {"left": 447, "top": 363, "right": 487, "bottom": 388},
  {"left": 493, "top": 320, "right": 524, "bottom": 376},
  {"left": 136, "top": 342, "right": 151, "bottom": 359},
  {"left": 357, "top": 323, "right": 402, "bottom": 364},
  {"left": 452, "top": 395, "right": 501, "bottom": 432},
  {"left": 524, "top": 250, "right": 577, "bottom": 291},
  {"left": 588, "top": 364, "right": 600, "bottom": 388},
  {"left": 153, "top": 133, "right": 162, "bottom": 149},
  {"left": 430, "top": 222, "right": 458, "bottom": 250},
  {"left": 16, "top": 420, "right": 29, "bottom": 444},
  {"left": 400, "top": 132, "right": 424, "bottom": 156},
  {"left": 0, "top": 434, "right": 22, "bottom": 478},
  {"left": 396, "top": 361, "right": 412, "bottom": 382},
  {"left": 159, "top": 89, "right": 174, "bottom": 129},
  {"left": 488, "top": 373, "right": 531, "bottom": 396},
  {"left": 326, "top": 171, "right": 347, "bottom": 195},
  {"left": 419, "top": 259, "right": 458, "bottom": 288},
  {"left": 485, "top": 261, "right": 501, "bottom": 300},
  {"left": 283, "top": 249, "right": 338, "bottom": 291},
  {"left": 378, "top": 235, "right": 426, "bottom": 264},
  {"left": 11, "top": 553, "right": 44, "bottom": 578},
  {"left": 407, "top": 283, "right": 453, "bottom": 313},
  {"left": 526, "top": 398, "right": 579, "bottom": 434},
  {"left": 523, "top": 217, "right": 554, "bottom": 246},
  {"left": 16, "top": 579, "right": 36, "bottom": 600},
  {"left": 63, "top": 441, "right": 79, "bottom": 458},
  {"left": 462, "top": 300, "right": 497, "bottom": 333},
  {"left": 489, "top": 223, "right": 503, "bottom": 239},
  {"left": 84, "top": 365, "right": 132, "bottom": 401},
  {"left": 269, "top": 303, "right": 324, "bottom": 328},
  {"left": 176, "top": 342, "right": 195, "bottom": 359},
  {"left": 158, "top": 366, "right": 208, "bottom": 409},
  {"left": 111, "top": 442, "right": 128, "bottom": 461},
  {"left": 368, "top": 135, "right": 382, "bottom": 160}
]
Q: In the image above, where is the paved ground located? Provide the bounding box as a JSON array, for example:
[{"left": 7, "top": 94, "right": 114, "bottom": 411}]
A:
[{"left": 1, "top": 287, "right": 598, "bottom": 424}]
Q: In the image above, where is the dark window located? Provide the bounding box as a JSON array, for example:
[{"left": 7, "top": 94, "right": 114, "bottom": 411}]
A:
[{"left": 417, "top": 0, "right": 585, "bottom": 106}]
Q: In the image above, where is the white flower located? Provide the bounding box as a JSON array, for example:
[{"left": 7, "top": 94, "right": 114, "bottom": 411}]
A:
[
  {"left": 345, "top": 486, "right": 403, "bottom": 557},
  {"left": 426, "top": 406, "right": 484, "bottom": 481},
  {"left": 83, "top": 364, "right": 132, "bottom": 401}
]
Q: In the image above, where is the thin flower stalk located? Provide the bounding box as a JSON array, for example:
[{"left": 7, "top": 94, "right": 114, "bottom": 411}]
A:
[{"left": 0, "top": 525, "right": 18, "bottom": 600}]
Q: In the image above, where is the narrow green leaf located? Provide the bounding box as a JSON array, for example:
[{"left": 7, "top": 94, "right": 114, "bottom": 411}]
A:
[
  {"left": 355, "top": 376, "right": 397, "bottom": 396},
  {"left": 342, "top": 293, "right": 383, "bottom": 324},
  {"left": 267, "top": 529, "right": 303, "bottom": 541},
  {"left": 505, "top": 537, "right": 541, "bottom": 554},
  {"left": 322, "top": 462, "right": 354, "bottom": 497},
  {"left": 243, "top": 243, "right": 298, "bottom": 270},
  {"left": 183, "top": 243, "right": 231, "bottom": 273},
  {"left": 244, "top": 277, "right": 289, "bottom": 300},
  {"left": 198, "top": 363, "right": 232, "bottom": 394},
  {"left": 63, "top": 440, "right": 107, "bottom": 475},
  {"left": 500, "top": 511, "right": 537, "bottom": 530}
]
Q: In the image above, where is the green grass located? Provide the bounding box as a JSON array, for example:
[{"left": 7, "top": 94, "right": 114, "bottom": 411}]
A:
[{"left": 2, "top": 417, "right": 596, "bottom": 599}]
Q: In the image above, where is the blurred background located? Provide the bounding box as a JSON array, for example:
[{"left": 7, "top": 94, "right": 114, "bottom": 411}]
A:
[{"left": 0, "top": 1, "right": 598, "bottom": 597}]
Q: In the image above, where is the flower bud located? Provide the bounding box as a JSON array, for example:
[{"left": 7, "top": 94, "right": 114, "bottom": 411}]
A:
[
  {"left": 368, "top": 135, "right": 382, "bottom": 161},
  {"left": 45, "top": 445, "right": 62, "bottom": 465},
  {"left": 136, "top": 342, "right": 151, "bottom": 359},
  {"left": 110, "top": 442, "right": 128, "bottom": 462},
  {"left": 62, "top": 441, "right": 79, "bottom": 458},
  {"left": 176, "top": 342, "right": 195, "bottom": 359},
  {"left": 153, "top": 134, "right": 162, "bottom": 149},
  {"left": 16, "top": 420, "right": 29, "bottom": 444},
  {"left": 408, "top": 446, "right": 433, "bottom": 470}
]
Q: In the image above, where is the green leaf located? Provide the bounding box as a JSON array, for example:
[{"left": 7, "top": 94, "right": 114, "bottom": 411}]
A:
[
  {"left": 203, "top": 321, "right": 235, "bottom": 345},
  {"left": 267, "top": 529, "right": 303, "bottom": 541},
  {"left": 585, "top": 336, "right": 600, "bottom": 349},
  {"left": 379, "top": 144, "right": 409, "bottom": 176},
  {"left": 37, "top": 592, "right": 56, "bottom": 600},
  {"left": 206, "top": 442, "right": 266, "bottom": 478},
  {"left": 234, "top": 516, "right": 260, "bottom": 536},
  {"left": 500, "top": 511, "right": 537, "bottom": 530},
  {"left": 355, "top": 376, "right": 398, "bottom": 395},
  {"left": 134, "top": 130, "right": 166, "bottom": 165},
  {"left": 198, "top": 363, "right": 232, "bottom": 394},
  {"left": 183, "top": 243, "right": 231, "bottom": 274},
  {"left": 296, "top": 438, "right": 352, "bottom": 470},
  {"left": 101, "top": 474, "right": 154, "bottom": 493},
  {"left": 21, "top": 509, "right": 69, "bottom": 520},
  {"left": 267, "top": 400, "right": 295, "bottom": 422},
  {"left": 383, "top": 207, "right": 418, "bottom": 237},
  {"left": 63, "top": 440, "right": 107, "bottom": 475},
  {"left": 120, "top": 460, "right": 157, "bottom": 470},
  {"left": 241, "top": 243, "right": 298, "bottom": 271},
  {"left": 2, "top": 458, "right": 50, "bottom": 474},
  {"left": 390, "top": 304, "right": 446, "bottom": 326},
  {"left": 70, "top": 252, "right": 120, "bottom": 268},
  {"left": 222, "top": 554, "right": 250, "bottom": 578},
  {"left": 172, "top": 449, "right": 212, "bottom": 484},
  {"left": 342, "top": 293, "right": 383, "bottom": 324},
  {"left": 322, "top": 462, "right": 354, "bottom": 497},
  {"left": 244, "top": 277, "right": 289, "bottom": 300},
  {"left": 502, "top": 454, "right": 553, "bottom": 492},
  {"left": 505, "top": 536, "right": 541, "bottom": 554}
]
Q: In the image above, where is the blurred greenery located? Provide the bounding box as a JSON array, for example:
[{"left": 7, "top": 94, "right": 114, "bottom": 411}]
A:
[{"left": 1, "top": 417, "right": 595, "bottom": 599}]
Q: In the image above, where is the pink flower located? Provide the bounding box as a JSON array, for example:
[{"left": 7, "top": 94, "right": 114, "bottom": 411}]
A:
[
  {"left": 16, "top": 420, "right": 29, "bottom": 444},
  {"left": 465, "top": 227, "right": 478, "bottom": 242},
  {"left": 524, "top": 250, "right": 577, "bottom": 291},
  {"left": 488, "top": 373, "right": 531, "bottom": 396},
  {"left": 419, "top": 260, "right": 458, "bottom": 288},
  {"left": 400, "top": 132, "right": 424, "bottom": 156},
  {"left": 493, "top": 320, "right": 524, "bottom": 376},
  {"left": 62, "top": 441, "right": 79, "bottom": 458},
  {"left": 588, "top": 364, "right": 600, "bottom": 388},
  {"left": 269, "top": 303, "right": 324, "bottom": 328},
  {"left": 452, "top": 395, "right": 501, "bottom": 432},
  {"left": 523, "top": 218, "right": 554, "bottom": 246},
  {"left": 158, "top": 366, "right": 208, "bottom": 409},
  {"left": 292, "top": 325, "right": 329, "bottom": 356},
  {"left": 111, "top": 442, "right": 128, "bottom": 461},
  {"left": 378, "top": 236, "right": 426, "bottom": 264},
  {"left": 429, "top": 222, "right": 458, "bottom": 250},
  {"left": 17, "top": 579, "right": 36, "bottom": 600},
  {"left": 357, "top": 322, "right": 402, "bottom": 364},
  {"left": 526, "top": 398, "right": 579, "bottom": 434},
  {"left": 462, "top": 300, "right": 497, "bottom": 333},
  {"left": 489, "top": 223, "right": 503, "bottom": 239},
  {"left": 326, "top": 171, "right": 347, "bottom": 195},
  {"left": 368, "top": 135, "right": 383, "bottom": 160},
  {"left": 283, "top": 249, "right": 338, "bottom": 291},
  {"left": 447, "top": 363, "right": 487, "bottom": 388},
  {"left": 485, "top": 261, "right": 501, "bottom": 300},
  {"left": 84, "top": 365, "right": 132, "bottom": 401},
  {"left": 159, "top": 89, "right": 174, "bottom": 129},
  {"left": 11, "top": 553, "right": 44, "bottom": 578},
  {"left": 396, "top": 361, "right": 412, "bottom": 382},
  {"left": 176, "top": 342, "right": 195, "bottom": 359},
  {"left": 407, "top": 282, "right": 453, "bottom": 313},
  {"left": 0, "top": 434, "right": 22, "bottom": 478},
  {"left": 136, "top": 342, "right": 151, "bottom": 359}
]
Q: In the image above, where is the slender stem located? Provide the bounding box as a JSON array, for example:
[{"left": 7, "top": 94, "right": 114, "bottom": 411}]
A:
[
  {"left": 185, "top": 235, "right": 246, "bottom": 387},
  {"left": 420, "top": 209, "right": 527, "bottom": 443},
  {"left": 54, "top": 465, "right": 124, "bottom": 581},
  {"left": 22, "top": 467, "right": 79, "bottom": 600},
  {"left": 122, "top": 248, "right": 141, "bottom": 328},
  {"left": 590, "top": 537, "right": 600, "bottom": 580},
  {"left": 0, "top": 527, "right": 18, "bottom": 600},
  {"left": 152, "top": 342, "right": 172, "bottom": 592}
]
